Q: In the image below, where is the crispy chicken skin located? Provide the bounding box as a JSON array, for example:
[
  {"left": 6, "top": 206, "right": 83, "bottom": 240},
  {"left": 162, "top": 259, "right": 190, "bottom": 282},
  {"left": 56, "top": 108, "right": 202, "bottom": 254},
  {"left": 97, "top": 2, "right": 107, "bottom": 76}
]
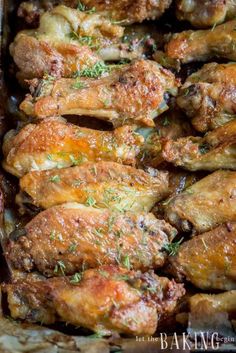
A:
[
  {"left": 5, "top": 203, "right": 177, "bottom": 275},
  {"left": 80, "top": 0, "right": 172, "bottom": 25},
  {"left": 10, "top": 5, "right": 124, "bottom": 81},
  {"left": 20, "top": 60, "right": 179, "bottom": 126},
  {"left": 188, "top": 291, "right": 236, "bottom": 317},
  {"left": 17, "top": 161, "right": 169, "bottom": 211},
  {"left": 165, "top": 20, "right": 236, "bottom": 64},
  {"left": 162, "top": 120, "right": 236, "bottom": 171},
  {"left": 167, "top": 223, "right": 236, "bottom": 290},
  {"left": 176, "top": 0, "right": 236, "bottom": 28},
  {"left": 2, "top": 266, "right": 185, "bottom": 335},
  {"left": 2, "top": 118, "right": 143, "bottom": 178},
  {"left": 177, "top": 63, "right": 236, "bottom": 132},
  {"left": 164, "top": 170, "right": 236, "bottom": 234},
  {"left": 137, "top": 110, "right": 194, "bottom": 168}
]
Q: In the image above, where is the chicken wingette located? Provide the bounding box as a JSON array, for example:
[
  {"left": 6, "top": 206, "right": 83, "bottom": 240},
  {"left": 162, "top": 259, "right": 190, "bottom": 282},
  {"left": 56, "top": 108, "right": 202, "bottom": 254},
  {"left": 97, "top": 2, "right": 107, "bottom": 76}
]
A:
[
  {"left": 2, "top": 118, "right": 143, "bottom": 178},
  {"left": 10, "top": 5, "right": 124, "bottom": 82},
  {"left": 165, "top": 20, "right": 236, "bottom": 64},
  {"left": 176, "top": 0, "right": 236, "bottom": 28},
  {"left": 167, "top": 223, "right": 236, "bottom": 290},
  {"left": 164, "top": 170, "right": 236, "bottom": 234},
  {"left": 162, "top": 120, "right": 236, "bottom": 171},
  {"left": 17, "top": 161, "right": 169, "bottom": 212},
  {"left": 78, "top": 0, "right": 172, "bottom": 25},
  {"left": 6, "top": 203, "right": 177, "bottom": 275},
  {"left": 177, "top": 63, "right": 236, "bottom": 132},
  {"left": 20, "top": 60, "right": 179, "bottom": 126},
  {"left": 2, "top": 266, "right": 185, "bottom": 335}
]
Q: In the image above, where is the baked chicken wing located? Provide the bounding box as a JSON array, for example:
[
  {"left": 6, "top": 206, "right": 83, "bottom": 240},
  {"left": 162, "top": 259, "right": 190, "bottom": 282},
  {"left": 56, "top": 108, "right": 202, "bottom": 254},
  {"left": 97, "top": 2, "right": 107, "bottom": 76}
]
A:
[
  {"left": 17, "top": 161, "right": 168, "bottom": 212},
  {"left": 137, "top": 110, "right": 194, "bottom": 168},
  {"left": 2, "top": 118, "right": 143, "bottom": 177},
  {"left": 165, "top": 20, "right": 236, "bottom": 64},
  {"left": 10, "top": 5, "right": 124, "bottom": 82},
  {"left": 177, "top": 63, "right": 236, "bottom": 132},
  {"left": 177, "top": 291, "right": 236, "bottom": 335},
  {"left": 79, "top": 0, "right": 172, "bottom": 25},
  {"left": 162, "top": 120, "right": 236, "bottom": 171},
  {"left": 2, "top": 266, "right": 185, "bottom": 335},
  {"left": 164, "top": 170, "right": 236, "bottom": 233},
  {"left": 176, "top": 0, "right": 236, "bottom": 28},
  {"left": 20, "top": 60, "right": 179, "bottom": 126},
  {"left": 167, "top": 223, "right": 236, "bottom": 290},
  {"left": 6, "top": 203, "right": 178, "bottom": 275}
]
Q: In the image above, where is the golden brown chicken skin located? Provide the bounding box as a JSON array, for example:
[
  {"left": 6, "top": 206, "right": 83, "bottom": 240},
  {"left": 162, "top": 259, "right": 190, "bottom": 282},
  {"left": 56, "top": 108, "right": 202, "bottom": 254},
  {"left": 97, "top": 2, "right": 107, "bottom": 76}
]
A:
[
  {"left": 80, "top": 0, "right": 172, "bottom": 25},
  {"left": 162, "top": 120, "right": 236, "bottom": 171},
  {"left": 6, "top": 203, "right": 177, "bottom": 275},
  {"left": 177, "top": 290, "right": 236, "bottom": 331},
  {"left": 177, "top": 63, "right": 236, "bottom": 132},
  {"left": 164, "top": 170, "right": 236, "bottom": 234},
  {"left": 165, "top": 20, "right": 236, "bottom": 64},
  {"left": 10, "top": 5, "right": 124, "bottom": 82},
  {"left": 188, "top": 291, "right": 236, "bottom": 319},
  {"left": 20, "top": 60, "right": 179, "bottom": 127},
  {"left": 3, "top": 266, "right": 185, "bottom": 335},
  {"left": 176, "top": 0, "right": 236, "bottom": 28},
  {"left": 17, "top": 161, "right": 169, "bottom": 212},
  {"left": 2, "top": 118, "right": 143, "bottom": 178},
  {"left": 167, "top": 223, "right": 236, "bottom": 290}
]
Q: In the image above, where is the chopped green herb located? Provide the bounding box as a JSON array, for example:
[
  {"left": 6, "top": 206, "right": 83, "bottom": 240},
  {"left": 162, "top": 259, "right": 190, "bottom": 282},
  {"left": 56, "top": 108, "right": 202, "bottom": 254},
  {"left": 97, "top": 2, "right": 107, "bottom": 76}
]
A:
[
  {"left": 89, "top": 332, "right": 107, "bottom": 339},
  {"left": 73, "top": 179, "right": 83, "bottom": 187},
  {"left": 182, "top": 88, "right": 190, "bottom": 97},
  {"left": 162, "top": 116, "right": 170, "bottom": 126},
  {"left": 163, "top": 238, "right": 184, "bottom": 256},
  {"left": 69, "top": 154, "right": 84, "bottom": 166},
  {"left": 98, "top": 269, "right": 109, "bottom": 278},
  {"left": 68, "top": 243, "right": 77, "bottom": 253},
  {"left": 49, "top": 175, "right": 60, "bottom": 183},
  {"left": 70, "top": 272, "right": 82, "bottom": 284},
  {"left": 75, "top": 62, "right": 110, "bottom": 79},
  {"left": 115, "top": 274, "right": 130, "bottom": 281},
  {"left": 85, "top": 196, "right": 97, "bottom": 207},
  {"left": 211, "top": 22, "right": 217, "bottom": 31},
  {"left": 49, "top": 230, "right": 56, "bottom": 240},
  {"left": 122, "top": 254, "right": 131, "bottom": 270},
  {"left": 201, "top": 238, "right": 208, "bottom": 250},
  {"left": 72, "top": 80, "right": 87, "bottom": 90},
  {"left": 54, "top": 260, "right": 66, "bottom": 276},
  {"left": 93, "top": 228, "right": 103, "bottom": 237},
  {"left": 47, "top": 154, "right": 53, "bottom": 161},
  {"left": 77, "top": 1, "right": 95, "bottom": 13},
  {"left": 90, "top": 166, "right": 97, "bottom": 176}
]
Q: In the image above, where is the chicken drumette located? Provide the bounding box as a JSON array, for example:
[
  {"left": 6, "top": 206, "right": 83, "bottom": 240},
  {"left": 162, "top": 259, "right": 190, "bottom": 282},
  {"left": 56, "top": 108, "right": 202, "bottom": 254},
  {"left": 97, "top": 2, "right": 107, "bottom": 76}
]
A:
[
  {"left": 20, "top": 60, "right": 178, "bottom": 127},
  {"left": 3, "top": 118, "right": 143, "bottom": 177},
  {"left": 165, "top": 20, "right": 236, "bottom": 64},
  {"left": 2, "top": 266, "right": 184, "bottom": 335},
  {"left": 10, "top": 5, "right": 124, "bottom": 82},
  {"left": 176, "top": 0, "right": 236, "bottom": 28}
]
